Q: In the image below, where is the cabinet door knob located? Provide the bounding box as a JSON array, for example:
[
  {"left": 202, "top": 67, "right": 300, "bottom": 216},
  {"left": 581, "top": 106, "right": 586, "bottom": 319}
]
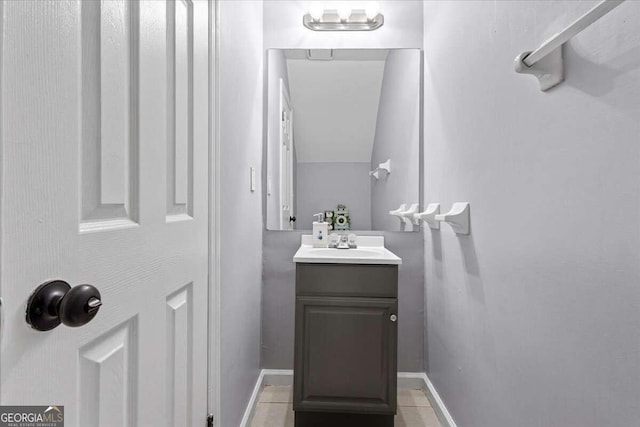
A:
[{"left": 390, "top": 314, "right": 397, "bottom": 322}]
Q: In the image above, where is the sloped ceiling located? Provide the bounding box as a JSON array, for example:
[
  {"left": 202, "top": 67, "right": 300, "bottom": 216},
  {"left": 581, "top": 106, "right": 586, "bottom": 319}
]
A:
[{"left": 285, "top": 49, "right": 388, "bottom": 163}]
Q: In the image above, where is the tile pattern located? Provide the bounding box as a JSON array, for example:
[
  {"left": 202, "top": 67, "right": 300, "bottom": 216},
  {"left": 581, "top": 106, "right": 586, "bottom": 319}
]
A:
[{"left": 250, "top": 386, "right": 441, "bottom": 427}]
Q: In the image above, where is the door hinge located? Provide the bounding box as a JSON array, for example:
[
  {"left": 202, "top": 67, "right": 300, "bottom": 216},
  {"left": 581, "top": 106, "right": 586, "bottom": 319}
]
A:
[{"left": 207, "top": 413, "right": 214, "bottom": 427}]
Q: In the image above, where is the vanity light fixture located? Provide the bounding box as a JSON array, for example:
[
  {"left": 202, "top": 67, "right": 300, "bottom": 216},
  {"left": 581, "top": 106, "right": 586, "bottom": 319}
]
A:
[{"left": 303, "top": 3, "right": 384, "bottom": 31}]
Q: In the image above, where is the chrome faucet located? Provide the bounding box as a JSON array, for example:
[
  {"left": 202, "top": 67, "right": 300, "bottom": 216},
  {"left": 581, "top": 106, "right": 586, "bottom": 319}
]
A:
[{"left": 330, "top": 233, "right": 357, "bottom": 249}]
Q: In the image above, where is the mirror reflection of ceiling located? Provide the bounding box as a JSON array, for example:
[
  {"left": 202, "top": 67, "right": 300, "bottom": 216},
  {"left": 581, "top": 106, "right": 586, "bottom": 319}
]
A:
[{"left": 285, "top": 49, "right": 389, "bottom": 163}]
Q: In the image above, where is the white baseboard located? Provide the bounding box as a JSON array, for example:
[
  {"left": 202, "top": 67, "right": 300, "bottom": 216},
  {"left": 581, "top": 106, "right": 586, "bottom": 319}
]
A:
[
  {"left": 238, "top": 370, "right": 266, "bottom": 427},
  {"left": 262, "top": 369, "right": 293, "bottom": 386},
  {"left": 240, "top": 369, "right": 457, "bottom": 427},
  {"left": 421, "top": 372, "right": 458, "bottom": 427},
  {"left": 397, "top": 371, "right": 429, "bottom": 389}
]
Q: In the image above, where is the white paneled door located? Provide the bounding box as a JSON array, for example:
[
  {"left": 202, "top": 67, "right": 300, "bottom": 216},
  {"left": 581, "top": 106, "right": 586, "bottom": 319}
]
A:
[{"left": 0, "top": 1, "right": 211, "bottom": 427}]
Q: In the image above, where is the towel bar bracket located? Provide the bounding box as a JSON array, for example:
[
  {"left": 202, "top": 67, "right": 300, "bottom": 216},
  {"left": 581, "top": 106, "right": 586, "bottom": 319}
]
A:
[{"left": 514, "top": 46, "right": 564, "bottom": 91}]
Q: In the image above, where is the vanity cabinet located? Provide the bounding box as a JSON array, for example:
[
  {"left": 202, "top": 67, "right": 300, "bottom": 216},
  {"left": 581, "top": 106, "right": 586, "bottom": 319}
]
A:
[{"left": 294, "top": 263, "right": 398, "bottom": 427}]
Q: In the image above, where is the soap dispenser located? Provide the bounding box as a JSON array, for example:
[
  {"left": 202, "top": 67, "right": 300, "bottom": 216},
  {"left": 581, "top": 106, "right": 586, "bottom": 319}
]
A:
[{"left": 312, "top": 213, "right": 329, "bottom": 248}]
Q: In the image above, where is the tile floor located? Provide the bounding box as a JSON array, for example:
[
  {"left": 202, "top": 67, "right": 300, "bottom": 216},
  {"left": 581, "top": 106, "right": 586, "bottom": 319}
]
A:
[{"left": 250, "top": 385, "right": 441, "bottom": 427}]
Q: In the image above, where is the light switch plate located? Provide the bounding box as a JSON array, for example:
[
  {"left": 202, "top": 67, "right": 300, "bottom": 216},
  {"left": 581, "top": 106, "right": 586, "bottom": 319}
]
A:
[{"left": 250, "top": 167, "right": 256, "bottom": 192}]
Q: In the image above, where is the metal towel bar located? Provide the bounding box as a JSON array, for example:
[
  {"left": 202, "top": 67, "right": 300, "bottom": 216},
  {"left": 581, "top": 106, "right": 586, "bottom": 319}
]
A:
[{"left": 515, "top": 0, "right": 626, "bottom": 91}]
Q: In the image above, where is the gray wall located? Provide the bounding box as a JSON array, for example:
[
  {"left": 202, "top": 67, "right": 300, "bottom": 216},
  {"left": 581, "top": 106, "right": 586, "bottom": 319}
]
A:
[
  {"left": 219, "top": 2, "right": 263, "bottom": 426},
  {"left": 423, "top": 1, "right": 640, "bottom": 426},
  {"left": 262, "top": 230, "right": 425, "bottom": 372},
  {"left": 296, "top": 162, "right": 371, "bottom": 230},
  {"left": 371, "top": 50, "right": 421, "bottom": 231},
  {"left": 266, "top": 50, "right": 290, "bottom": 230},
  {"left": 261, "top": 0, "right": 426, "bottom": 378}
]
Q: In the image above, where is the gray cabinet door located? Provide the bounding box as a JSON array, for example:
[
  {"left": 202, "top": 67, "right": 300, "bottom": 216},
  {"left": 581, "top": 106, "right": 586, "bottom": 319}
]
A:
[{"left": 294, "top": 296, "right": 398, "bottom": 415}]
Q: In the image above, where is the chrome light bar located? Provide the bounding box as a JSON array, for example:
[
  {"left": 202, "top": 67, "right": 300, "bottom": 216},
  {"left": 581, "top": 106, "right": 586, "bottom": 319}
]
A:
[{"left": 303, "top": 10, "right": 384, "bottom": 32}]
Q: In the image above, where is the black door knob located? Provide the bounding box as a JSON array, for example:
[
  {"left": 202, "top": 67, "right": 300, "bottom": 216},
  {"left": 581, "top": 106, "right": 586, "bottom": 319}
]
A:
[
  {"left": 290, "top": 216, "right": 296, "bottom": 222},
  {"left": 26, "top": 280, "right": 103, "bottom": 331}
]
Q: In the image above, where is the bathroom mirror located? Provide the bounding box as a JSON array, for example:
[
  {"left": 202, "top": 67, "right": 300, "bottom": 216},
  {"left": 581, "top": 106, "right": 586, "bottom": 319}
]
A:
[{"left": 265, "top": 48, "right": 421, "bottom": 232}]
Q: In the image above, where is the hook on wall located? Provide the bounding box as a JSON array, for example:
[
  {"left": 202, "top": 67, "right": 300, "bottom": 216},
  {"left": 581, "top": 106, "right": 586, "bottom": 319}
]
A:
[
  {"left": 369, "top": 159, "right": 391, "bottom": 180},
  {"left": 414, "top": 203, "right": 440, "bottom": 230},
  {"left": 435, "top": 202, "right": 470, "bottom": 235},
  {"left": 389, "top": 203, "right": 419, "bottom": 231}
]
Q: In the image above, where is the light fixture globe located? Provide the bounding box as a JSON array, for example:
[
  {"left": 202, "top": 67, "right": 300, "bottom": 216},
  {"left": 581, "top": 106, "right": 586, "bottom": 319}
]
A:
[
  {"left": 309, "top": 5, "right": 324, "bottom": 21},
  {"left": 365, "top": 2, "right": 380, "bottom": 20},
  {"left": 337, "top": 4, "right": 352, "bottom": 21}
]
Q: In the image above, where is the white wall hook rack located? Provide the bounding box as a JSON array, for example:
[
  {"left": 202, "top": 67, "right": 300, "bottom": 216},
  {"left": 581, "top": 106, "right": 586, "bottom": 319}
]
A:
[
  {"left": 435, "top": 202, "right": 470, "bottom": 235},
  {"left": 389, "top": 204, "right": 407, "bottom": 218},
  {"left": 514, "top": 0, "right": 626, "bottom": 91},
  {"left": 401, "top": 203, "right": 419, "bottom": 231},
  {"left": 369, "top": 159, "right": 391, "bottom": 180},
  {"left": 414, "top": 203, "right": 440, "bottom": 230},
  {"left": 389, "top": 203, "right": 418, "bottom": 231}
]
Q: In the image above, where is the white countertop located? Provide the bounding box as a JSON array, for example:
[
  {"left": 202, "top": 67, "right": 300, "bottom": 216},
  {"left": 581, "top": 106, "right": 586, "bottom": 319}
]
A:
[{"left": 293, "top": 235, "right": 402, "bottom": 265}]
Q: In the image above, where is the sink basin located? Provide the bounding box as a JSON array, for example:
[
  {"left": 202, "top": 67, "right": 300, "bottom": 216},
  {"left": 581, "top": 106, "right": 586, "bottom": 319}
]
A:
[
  {"left": 294, "top": 236, "right": 402, "bottom": 265},
  {"left": 306, "top": 248, "right": 382, "bottom": 258}
]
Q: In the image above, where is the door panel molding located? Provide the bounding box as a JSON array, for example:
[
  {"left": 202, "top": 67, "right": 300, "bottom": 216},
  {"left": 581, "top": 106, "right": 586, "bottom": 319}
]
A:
[
  {"left": 166, "top": 0, "right": 194, "bottom": 221},
  {"left": 79, "top": 317, "right": 138, "bottom": 427},
  {"left": 166, "top": 282, "right": 194, "bottom": 427},
  {"left": 294, "top": 296, "right": 398, "bottom": 414},
  {"left": 80, "top": 0, "right": 140, "bottom": 232}
]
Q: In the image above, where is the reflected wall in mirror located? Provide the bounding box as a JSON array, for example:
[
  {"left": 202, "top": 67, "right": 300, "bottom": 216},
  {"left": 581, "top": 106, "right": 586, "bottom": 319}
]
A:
[{"left": 266, "top": 49, "right": 421, "bottom": 232}]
